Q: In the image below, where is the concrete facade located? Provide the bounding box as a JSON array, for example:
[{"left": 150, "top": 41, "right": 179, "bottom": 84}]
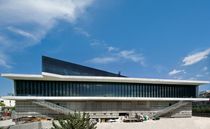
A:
[{"left": 14, "top": 100, "right": 192, "bottom": 119}]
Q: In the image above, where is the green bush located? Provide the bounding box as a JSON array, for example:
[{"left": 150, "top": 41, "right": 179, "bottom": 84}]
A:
[
  {"left": 51, "top": 112, "right": 97, "bottom": 129},
  {"left": 0, "top": 102, "right": 5, "bottom": 107},
  {"left": 193, "top": 106, "right": 210, "bottom": 113}
]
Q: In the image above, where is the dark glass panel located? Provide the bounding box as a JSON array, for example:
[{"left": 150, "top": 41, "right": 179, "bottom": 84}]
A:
[
  {"left": 14, "top": 80, "right": 197, "bottom": 98},
  {"left": 136, "top": 84, "right": 139, "bottom": 97},
  {"left": 134, "top": 84, "right": 138, "bottom": 97},
  {"left": 141, "top": 84, "right": 144, "bottom": 97},
  {"left": 145, "top": 85, "right": 148, "bottom": 97},
  {"left": 42, "top": 56, "right": 125, "bottom": 77}
]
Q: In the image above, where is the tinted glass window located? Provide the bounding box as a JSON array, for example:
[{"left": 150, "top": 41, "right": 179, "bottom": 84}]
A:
[
  {"left": 15, "top": 80, "right": 197, "bottom": 98},
  {"left": 42, "top": 56, "right": 125, "bottom": 77}
]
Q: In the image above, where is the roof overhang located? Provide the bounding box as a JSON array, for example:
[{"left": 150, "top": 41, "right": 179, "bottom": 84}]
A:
[
  {"left": 1, "top": 72, "right": 210, "bottom": 85},
  {"left": 2, "top": 96, "right": 210, "bottom": 102}
]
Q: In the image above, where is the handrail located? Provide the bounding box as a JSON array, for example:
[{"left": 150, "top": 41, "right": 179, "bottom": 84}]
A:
[{"left": 33, "top": 100, "right": 72, "bottom": 115}]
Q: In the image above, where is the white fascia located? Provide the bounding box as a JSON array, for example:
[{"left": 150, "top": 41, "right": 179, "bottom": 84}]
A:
[
  {"left": 42, "top": 72, "right": 210, "bottom": 85},
  {"left": 1, "top": 72, "right": 210, "bottom": 85},
  {"left": 2, "top": 96, "right": 210, "bottom": 102}
]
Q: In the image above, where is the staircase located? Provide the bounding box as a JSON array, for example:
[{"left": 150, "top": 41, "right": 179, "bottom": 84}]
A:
[
  {"left": 154, "top": 101, "right": 189, "bottom": 117},
  {"left": 12, "top": 111, "right": 50, "bottom": 119},
  {"left": 33, "top": 100, "right": 72, "bottom": 115}
]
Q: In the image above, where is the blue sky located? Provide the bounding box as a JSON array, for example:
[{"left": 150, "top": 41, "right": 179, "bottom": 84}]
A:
[{"left": 0, "top": 0, "right": 210, "bottom": 95}]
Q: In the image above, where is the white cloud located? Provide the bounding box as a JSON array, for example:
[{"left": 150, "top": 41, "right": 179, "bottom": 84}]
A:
[
  {"left": 0, "top": 59, "right": 10, "bottom": 68},
  {"left": 0, "top": 36, "right": 12, "bottom": 68},
  {"left": 74, "top": 27, "right": 91, "bottom": 37},
  {"left": 169, "top": 69, "right": 185, "bottom": 76},
  {"left": 107, "top": 46, "right": 118, "bottom": 52},
  {"left": 90, "top": 39, "right": 108, "bottom": 48},
  {"left": 73, "top": 27, "right": 145, "bottom": 65},
  {"left": 0, "top": 0, "right": 94, "bottom": 68},
  {"left": 188, "top": 77, "right": 197, "bottom": 80},
  {"left": 0, "top": 53, "right": 11, "bottom": 68},
  {"left": 7, "top": 26, "right": 37, "bottom": 40},
  {"left": 119, "top": 50, "right": 144, "bottom": 65},
  {"left": 0, "top": 0, "right": 94, "bottom": 45},
  {"left": 196, "top": 74, "right": 203, "bottom": 77},
  {"left": 89, "top": 57, "right": 117, "bottom": 64},
  {"left": 182, "top": 48, "right": 210, "bottom": 66},
  {"left": 0, "top": 35, "right": 10, "bottom": 46},
  {"left": 89, "top": 49, "right": 145, "bottom": 65},
  {"left": 203, "top": 66, "right": 208, "bottom": 71},
  {"left": 0, "top": 0, "right": 94, "bottom": 26},
  {"left": 90, "top": 40, "right": 102, "bottom": 46}
]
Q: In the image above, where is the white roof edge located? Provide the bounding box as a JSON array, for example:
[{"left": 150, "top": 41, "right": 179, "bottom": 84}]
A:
[
  {"left": 1, "top": 72, "right": 210, "bottom": 85},
  {"left": 42, "top": 72, "right": 210, "bottom": 85},
  {"left": 2, "top": 96, "right": 210, "bottom": 102},
  {"left": 1, "top": 73, "right": 43, "bottom": 79}
]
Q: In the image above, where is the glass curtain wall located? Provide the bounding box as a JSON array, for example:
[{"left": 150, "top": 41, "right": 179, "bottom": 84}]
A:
[{"left": 15, "top": 80, "right": 197, "bottom": 98}]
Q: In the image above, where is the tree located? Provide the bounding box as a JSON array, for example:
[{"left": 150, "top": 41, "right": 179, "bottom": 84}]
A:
[
  {"left": 51, "top": 112, "right": 97, "bottom": 129},
  {"left": 0, "top": 102, "right": 5, "bottom": 107}
]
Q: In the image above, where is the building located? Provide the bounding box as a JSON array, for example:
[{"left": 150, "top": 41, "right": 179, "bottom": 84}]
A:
[
  {"left": 0, "top": 98, "right": 15, "bottom": 107},
  {"left": 0, "top": 97, "right": 15, "bottom": 119},
  {"left": 192, "top": 90, "right": 210, "bottom": 117},
  {"left": 199, "top": 90, "right": 210, "bottom": 98},
  {"left": 1, "top": 56, "right": 209, "bottom": 121}
]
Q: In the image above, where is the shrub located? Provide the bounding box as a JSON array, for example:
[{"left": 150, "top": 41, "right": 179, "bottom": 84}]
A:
[
  {"left": 0, "top": 102, "right": 5, "bottom": 107},
  {"left": 51, "top": 112, "right": 97, "bottom": 129}
]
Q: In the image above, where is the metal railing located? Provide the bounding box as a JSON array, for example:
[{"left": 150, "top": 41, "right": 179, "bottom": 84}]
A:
[{"left": 33, "top": 100, "right": 72, "bottom": 115}]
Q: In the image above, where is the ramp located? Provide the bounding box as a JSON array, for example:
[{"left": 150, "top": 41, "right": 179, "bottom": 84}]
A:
[
  {"left": 33, "top": 100, "right": 72, "bottom": 115},
  {"left": 154, "top": 101, "right": 189, "bottom": 117}
]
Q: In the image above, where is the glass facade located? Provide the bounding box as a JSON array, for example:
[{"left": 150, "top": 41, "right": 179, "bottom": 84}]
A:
[
  {"left": 15, "top": 80, "right": 197, "bottom": 98},
  {"left": 42, "top": 56, "right": 125, "bottom": 77}
]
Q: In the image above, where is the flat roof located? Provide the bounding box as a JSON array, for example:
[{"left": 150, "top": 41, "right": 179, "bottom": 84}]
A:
[
  {"left": 1, "top": 72, "right": 209, "bottom": 85},
  {"left": 2, "top": 96, "right": 210, "bottom": 102}
]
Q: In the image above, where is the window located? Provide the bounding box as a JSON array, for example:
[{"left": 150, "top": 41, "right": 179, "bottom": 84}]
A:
[{"left": 15, "top": 80, "right": 197, "bottom": 98}]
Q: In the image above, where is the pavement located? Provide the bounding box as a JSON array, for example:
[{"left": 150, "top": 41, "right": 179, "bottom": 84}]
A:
[
  {"left": 97, "top": 117, "right": 210, "bottom": 129},
  {"left": 0, "top": 119, "right": 15, "bottom": 128},
  {"left": 1, "top": 116, "right": 210, "bottom": 129}
]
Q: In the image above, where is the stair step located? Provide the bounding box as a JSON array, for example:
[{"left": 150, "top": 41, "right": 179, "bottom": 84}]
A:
[{"left": 33, "top": 100, "right": 72, "bottom": 115}]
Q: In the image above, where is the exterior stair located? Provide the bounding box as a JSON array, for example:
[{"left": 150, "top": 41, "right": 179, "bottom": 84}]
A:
[
  {"left": 154, "top": 101, "right": 189, "bottom": 117},
  {"left": 33, "top": 100, "right": 72, "bottom": 115},
  {"left": 11, "top": 111, "right": 50, "bottom": 119}
]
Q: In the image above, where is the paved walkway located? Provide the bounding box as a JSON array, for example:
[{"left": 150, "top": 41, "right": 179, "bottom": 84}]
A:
[
  {"left": 1, "top": 117, "right": 210, "bottom": 129},
  {"left": 97, "top": 117, "right": 210, "bottom": 129},
  {"left": 0, "top": 119, "right": 15, "bottom": 127}
]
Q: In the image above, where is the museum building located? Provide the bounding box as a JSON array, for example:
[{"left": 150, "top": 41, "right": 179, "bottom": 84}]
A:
[{"left": 1, "top": 56, "right": 209, "bottom": 120}]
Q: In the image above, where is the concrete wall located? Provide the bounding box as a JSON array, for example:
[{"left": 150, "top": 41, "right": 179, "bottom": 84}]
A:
[
  {"left": 15, "top": 100, "right": 192, "bottom": 119},
  {"left": 9, "top": 121, "right": 53, "bottom": 129}
]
